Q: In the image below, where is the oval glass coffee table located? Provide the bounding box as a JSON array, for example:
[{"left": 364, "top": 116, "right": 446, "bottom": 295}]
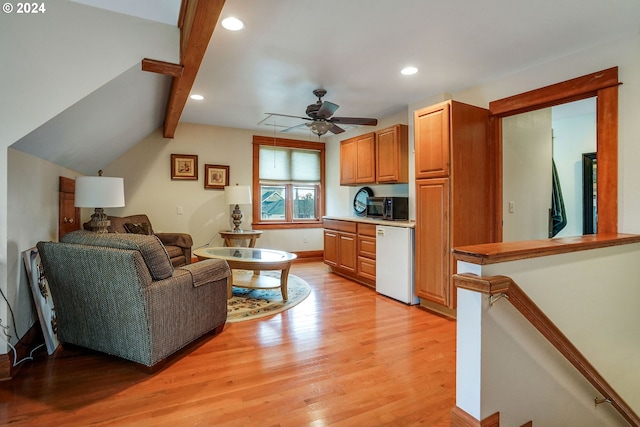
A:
[{"left": 193, "top": 247, "right": 297, "bottom": 300}]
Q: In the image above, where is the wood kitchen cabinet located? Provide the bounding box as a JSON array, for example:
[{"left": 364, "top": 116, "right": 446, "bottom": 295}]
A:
[
  {"left": 324, "top": 219, "right": 357, "bottom": 273},
  {"left": 324, "top": 219, "right": 376, "bottom": 288},
  {"left": 375, "top": 124, "right": 408, "bottom": 183},
  {"left": 340, "top": 124, "right": 408, "bottom": 185},
  {"left": 414, "top": 100, "right": 492, "bottom": 318},
  {"left": 340, "top": 132, "right": 375, "bottom": 185},
  {"left": 415, "top": 178, "right": 449, "bottom": 306}
]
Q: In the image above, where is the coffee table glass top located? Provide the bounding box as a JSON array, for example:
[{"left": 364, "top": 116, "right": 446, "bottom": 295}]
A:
[{"left": 195, "top": 247, "right": 296, "bottom": 263}]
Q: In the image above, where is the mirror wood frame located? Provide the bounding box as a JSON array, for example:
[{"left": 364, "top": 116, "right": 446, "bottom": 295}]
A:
[{"left": 489, "top": 67, "right": 619, "bottom": 241}]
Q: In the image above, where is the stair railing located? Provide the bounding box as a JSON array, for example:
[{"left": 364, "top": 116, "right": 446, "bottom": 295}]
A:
[{"left": 453, "top": 273, "right": 640, "bottom": 427}]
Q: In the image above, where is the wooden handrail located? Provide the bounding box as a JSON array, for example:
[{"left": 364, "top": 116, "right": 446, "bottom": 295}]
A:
[{"left": 453, "top": 273, "right": 640, "bottom": 427}]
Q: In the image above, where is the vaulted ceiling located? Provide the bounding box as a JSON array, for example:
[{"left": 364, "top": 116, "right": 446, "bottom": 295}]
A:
[{"left": 10, "top": 0, "right": 640, "bottom": 175}]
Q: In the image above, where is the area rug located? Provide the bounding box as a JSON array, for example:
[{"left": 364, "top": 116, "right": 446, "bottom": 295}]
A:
[{"left": 227, "top": 270, "right": 311, "bottom": 323}]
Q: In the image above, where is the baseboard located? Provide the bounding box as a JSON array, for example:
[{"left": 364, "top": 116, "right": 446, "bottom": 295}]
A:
[
  {"left": 0, "top": 323, "right": 45, "bottom": 381},
  {"left": 291, "top": 250, "right": 323, "bottom": 262},
  {"left": 419, "top": 299, "right": 457, "bottom": 319},
  {"left": 451, "top": 407, "right": 500, "bottom": 427}
]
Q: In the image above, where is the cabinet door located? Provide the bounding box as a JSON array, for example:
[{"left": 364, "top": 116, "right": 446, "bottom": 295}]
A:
[
  {"left": 415, "top": 102, "right": 450, "bottom": 179},
  {"left": 59, "top": 176, "right": 80, "bottom": 240},
  {"left": 355, "top": 133, "right": 376, "bottom": 183},
  {"left": 376, "top": 124, "right": 408, "bottom": 183},
  {"left": 337, "top": 233, "right": 357, "bottom": 272},
  {"left": 340, "top": 138, "right": 357, "bottom": 185},
  {"left": 324, "top": 230, "right": 339, "bottom": 267},
  {"left": 415, "top": 178, "right": 450, "bottom": 306}
]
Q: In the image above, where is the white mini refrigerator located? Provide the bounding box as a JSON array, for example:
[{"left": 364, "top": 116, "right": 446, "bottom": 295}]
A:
[{"left": 375, "top": 225, "right": 419, "bottom": 304}]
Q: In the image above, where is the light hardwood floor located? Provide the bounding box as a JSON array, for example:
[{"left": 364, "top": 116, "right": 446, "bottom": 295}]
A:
[{"left": 0, "top": 261, "right": 457, "bottom": 426}]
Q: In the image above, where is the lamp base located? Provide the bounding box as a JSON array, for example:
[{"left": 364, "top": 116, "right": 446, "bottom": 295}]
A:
[
  {"left": 88, "top": 208, "right": 111, "bottom": 233},
  {"left": 231, "top": 204, "right": 243, "bottom": 232}
]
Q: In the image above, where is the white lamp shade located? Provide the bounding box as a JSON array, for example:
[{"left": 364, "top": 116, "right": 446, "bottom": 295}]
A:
[
  {"left": 75, "top": 176, "right": 125, "bottom": 208},
  {"left": 225, "top": 185, "right": 252, "bottom": 205}
]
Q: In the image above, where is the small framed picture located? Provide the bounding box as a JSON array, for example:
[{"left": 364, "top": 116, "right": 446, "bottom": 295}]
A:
[
  {"left": 205, "top": 164, "right": 230, "bottom": 189},
  {"left": 171, "top": 154, "right": 198, "bottom": 180}
]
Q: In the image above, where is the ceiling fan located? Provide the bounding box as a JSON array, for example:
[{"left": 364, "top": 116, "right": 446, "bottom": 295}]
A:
[{"left": 265, "top": 89, "right": 378, "bottom": 136}]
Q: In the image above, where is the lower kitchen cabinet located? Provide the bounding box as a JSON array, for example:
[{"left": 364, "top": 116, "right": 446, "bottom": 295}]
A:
[
  {"left": 415, "top": 178, "right": 450, "bottom": 307},
  {"left": 324, "top": 219, "right": 375, "bottom": 287},
  {"left": 323, "top": 219, "right": 357, "bottom": 273}
]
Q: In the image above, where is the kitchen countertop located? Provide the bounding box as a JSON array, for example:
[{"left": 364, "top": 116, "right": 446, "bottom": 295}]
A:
[{"left": 323, "top": 215, "right": 415, "bottom": 228}]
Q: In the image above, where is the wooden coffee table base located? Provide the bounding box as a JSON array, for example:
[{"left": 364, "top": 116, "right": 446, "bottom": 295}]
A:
[{"left": 229, "top": 268, "right": 291, "bottom": 300}]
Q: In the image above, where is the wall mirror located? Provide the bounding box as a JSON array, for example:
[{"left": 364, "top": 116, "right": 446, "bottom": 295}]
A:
[{"left": 489, "top": 67, "right": 619, "bottom": 242}]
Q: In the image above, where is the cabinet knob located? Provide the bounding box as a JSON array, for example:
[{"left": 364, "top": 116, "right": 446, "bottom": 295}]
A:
[{"left": 64, "top": 217, "right": 74, "bottom": 224}]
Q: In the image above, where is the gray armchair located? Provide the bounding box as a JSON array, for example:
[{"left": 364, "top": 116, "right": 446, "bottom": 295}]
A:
[{"left": 37, "top": 231, "right": 230, "bottom": 369}]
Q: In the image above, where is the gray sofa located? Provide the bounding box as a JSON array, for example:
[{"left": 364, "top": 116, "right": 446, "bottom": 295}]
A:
[{"left": 37, "top": 231, "right": 230, "bottom": 369}]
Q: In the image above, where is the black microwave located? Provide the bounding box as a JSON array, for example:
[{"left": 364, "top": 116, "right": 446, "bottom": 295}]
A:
[{"left": 366, "top": 196, "right": 409, "bottom": 221}]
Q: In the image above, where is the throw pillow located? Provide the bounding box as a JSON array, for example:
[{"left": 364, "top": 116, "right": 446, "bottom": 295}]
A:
[{"left": 124, "top": 222, "right": 151, "bottom": 235}]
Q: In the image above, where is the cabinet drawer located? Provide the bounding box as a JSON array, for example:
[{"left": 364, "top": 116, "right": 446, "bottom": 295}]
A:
[
  {"left": 324, "top": 219, "right": 357, "bottom": 234},
  {"left": 357, "top": 222, "right": 376, "bottom": 237},
  {"left": 358, "top": 235, "right": 376, "bottom": 259},
  {"left": 358, "top": 256, "right": 376, "bottom": 281}
]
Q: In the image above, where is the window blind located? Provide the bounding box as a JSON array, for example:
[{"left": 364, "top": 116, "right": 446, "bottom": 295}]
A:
[{"left": 259, "top": 146, "right": 320, "bottom": 182}]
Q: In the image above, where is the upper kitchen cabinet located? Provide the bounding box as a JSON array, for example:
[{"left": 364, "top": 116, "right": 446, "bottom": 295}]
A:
[
  {"left": 340, "top": 132, "right": 375, "bottom": 185},
  {"left": 375, "top": 124, "right": 408, "bottom": 183},
  {"left": 340, "top": 124, "right": 408, "bottom": 185},
  {"left": 415, "top": 103, "right": 450, "bottom": 179}
]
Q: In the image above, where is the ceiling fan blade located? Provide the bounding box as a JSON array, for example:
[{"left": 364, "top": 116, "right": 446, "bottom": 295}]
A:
[
  {"left": 330, "top": 117, "right": 378, "bottom": 126},
  {"left": 329, "top": 124, "right": 345, "bottom": 134},
  {"left": 280, "top": 123, "right": 307, "bottom": 133},
  {"left": 316, "top": 101, "right": 339, "bottom": 119},
  {"left": 266, "top": 112, "right": 312, "bottom": 121}
]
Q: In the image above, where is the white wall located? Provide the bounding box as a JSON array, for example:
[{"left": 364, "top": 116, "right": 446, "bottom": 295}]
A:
[
  {"left": 6, "top": 149, "right": 82, "bottom": 347},
  {"left": 102, "top": 123, "right": 326, "bottom": 252},
  {"left": 503, "top": 108, "right": 553, "bottom": 241}
]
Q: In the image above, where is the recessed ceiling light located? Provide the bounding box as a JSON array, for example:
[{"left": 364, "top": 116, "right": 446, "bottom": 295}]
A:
[
  {"left": 401, "top": 66, "right": 418, "bottom": 76},
  {"left": 222, "top": 17, "right": 244, "bottom": 31},
  {"left": 190, "top": 94, "right": 204, "bottom": 100}
]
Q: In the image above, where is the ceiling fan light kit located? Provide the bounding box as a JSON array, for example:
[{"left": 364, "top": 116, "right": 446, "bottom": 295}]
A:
[
  {"left": 306, "top": 121, "right": 334, "bottom": 136},
  {"left": 266, "top": 89, "right": 378, "bottom": 137}
]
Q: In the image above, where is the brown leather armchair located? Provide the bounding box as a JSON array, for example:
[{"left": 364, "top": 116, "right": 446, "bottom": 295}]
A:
[{"left": 84, "top": 214, "right": 193, "bottom": 267}]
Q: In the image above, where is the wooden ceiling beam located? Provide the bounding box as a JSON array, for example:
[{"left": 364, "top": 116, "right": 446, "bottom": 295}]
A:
[
  {"left": 141, "top": 58, "right": 184, "bottom": 77},
  {"left": 162, "top": 0, "right": 226, "bottom": 138}
]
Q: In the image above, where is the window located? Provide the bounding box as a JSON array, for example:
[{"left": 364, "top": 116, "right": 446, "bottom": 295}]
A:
[{"left": 252, "top": 136, "right": 325, "bottom": 229}]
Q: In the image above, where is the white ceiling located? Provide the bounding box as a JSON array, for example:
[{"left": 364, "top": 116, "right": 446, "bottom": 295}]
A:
[{"left": 11, "top": 0, "right": 640, "bottom": 174}]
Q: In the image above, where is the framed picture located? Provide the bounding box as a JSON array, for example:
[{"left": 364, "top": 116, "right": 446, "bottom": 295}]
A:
[
  {"left": 205, "top": 164, "right": 230, "bottom": 189},
  {"left": 171, "top": 154, "right": 198, "bottom": 180},
  {"left": 22, "top": 247, "right": 59, "bottom": 355}
]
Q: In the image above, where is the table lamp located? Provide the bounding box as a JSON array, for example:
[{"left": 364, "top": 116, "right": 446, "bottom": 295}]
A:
[
  {"left": 225, "top": 184, "right": 252, "bottom": 231},
  {"left": 75, "top": 170, "right": 125, "bottom": 233}
]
